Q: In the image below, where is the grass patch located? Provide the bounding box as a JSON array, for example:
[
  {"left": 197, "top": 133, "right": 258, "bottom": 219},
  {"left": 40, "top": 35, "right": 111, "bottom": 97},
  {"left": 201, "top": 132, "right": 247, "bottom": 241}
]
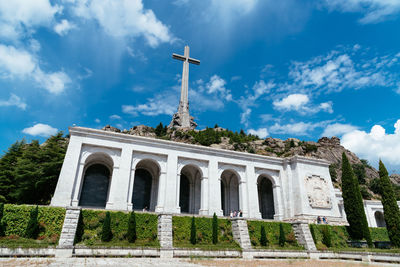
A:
[
  {"left": 0, "top": 237, "right": 56, "bottom": 248},
  {"left": 247, "top": 221, "right": 303, "bottom": 250},
  {"left": 310, "top": 224, "right": 398, "bottom": 253},
  {"left": 76, "top": 209, "right": 159, "bottom": 248},
  {"left": 172, "top": 216, "right": 240, "bottom": 250}
]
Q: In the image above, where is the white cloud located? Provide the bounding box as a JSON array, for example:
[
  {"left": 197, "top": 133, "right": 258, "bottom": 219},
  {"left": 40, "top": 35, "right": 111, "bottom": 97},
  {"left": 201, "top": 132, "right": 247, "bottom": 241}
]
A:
[
  {"left": 248, "top": 128, "right": 268, "bottom": 139},
  {"left": 273, "top": 94, "right": 309, "bottom": 111},
  {"left": 22, "top": 123, "right": 58, "bottom": 137},
  {"left": 240, "top": 108, "right": 252, "bottom": 127},
  {"left": 210, "top": 0, "right": 258, "bottom": 16},
  {"left": 69, "top": 0, "right": 174, "bottom": 47},
  {"left": 284, "top": 48, "right": 398, "bottom": 95},
  {"left": 0, "top": 0, "right": 60, "bottom": 40},
  {"left": 341, "top": 119, "right": 400, "bottom": 168},
  {"left": 321, "top": 123, "right": 358, "bottom": 137},
  {"left": 54, "top": 19, "right": 75, "bottom": 36},
  {"left": 206, "top": 75, "right": 232, "bottom": 101},
  {"left": 95, "top": 118, "right": 101, "bottom": 123},
  {"left": 109, "top": 114, "right": 122, "bottom": 120},
  {"left": 122, "top": 93, "right": 177, "bottom": 117},
  {"left": 322, "top": 0, "right": 400, "bottom": 24},
  {"left": 273, "top": 93, "right": 333, "bottom": 115},
  {"left": 0, "top": 94, "right": 27, "bottom": 110},
  {"left": 269, "top": 122, "right": 322, "bottom": 136},
  {"left": 0, "top": 44, "right": 70, "bottom": 94}
]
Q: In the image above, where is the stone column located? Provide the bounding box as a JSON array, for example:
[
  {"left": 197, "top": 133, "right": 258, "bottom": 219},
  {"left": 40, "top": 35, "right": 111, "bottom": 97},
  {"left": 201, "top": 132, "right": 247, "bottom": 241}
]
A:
[
  {"left": 70, "top": 162, "right": 85, "bottom": 207},
  {"left": 106, "top": 147, "right": 132, "bottom": 210},
  {"left": 199, "top": 176, "right": 209, "bottom": 215},
  {"left": 165, "top": 153, "right": 179, "bottom": 213},
  {"left": 238, "top": 180, "right": 249, "bottom": 218},
  {"left": 246, "top": 164, "right": 261, "bottom": 219},
  {"left": 127, "top": 168, "right": 136, "bottom": 211},
  {"left": 51, "top": 136, "right": 82, "bottom": 207},
  {"left": 155, "top": 171, "right": 167, "bottom": 213},
  {"left": 207, "top": 159, "right": 223, "bottom": 216},
  {"left": 273, "top": 184, "right": 283, "bottom": 220}
]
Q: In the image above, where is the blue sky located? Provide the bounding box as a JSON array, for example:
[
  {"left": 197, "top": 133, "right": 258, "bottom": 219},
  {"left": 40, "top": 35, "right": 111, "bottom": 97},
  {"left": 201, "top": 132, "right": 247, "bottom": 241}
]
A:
[{"left": 1, "top": 0, "right": 400, "bottom": 172}]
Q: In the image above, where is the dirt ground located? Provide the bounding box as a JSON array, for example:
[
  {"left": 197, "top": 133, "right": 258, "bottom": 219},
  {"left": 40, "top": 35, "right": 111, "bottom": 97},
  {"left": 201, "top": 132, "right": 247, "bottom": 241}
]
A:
[{"left": 0, "top": 258, "right": 393, "bottom": 267}]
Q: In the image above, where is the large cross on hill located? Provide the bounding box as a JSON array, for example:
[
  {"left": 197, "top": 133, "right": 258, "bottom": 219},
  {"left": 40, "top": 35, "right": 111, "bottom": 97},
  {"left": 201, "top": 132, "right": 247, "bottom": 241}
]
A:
[{"left": 169, "top": 45, "right": 200, "bottom": 129}]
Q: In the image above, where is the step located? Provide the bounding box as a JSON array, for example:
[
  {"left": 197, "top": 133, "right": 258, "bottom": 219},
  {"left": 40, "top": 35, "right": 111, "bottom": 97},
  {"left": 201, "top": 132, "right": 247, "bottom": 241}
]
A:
[{"left": 57, "top": 207, "right": 81, "bottom": 250}]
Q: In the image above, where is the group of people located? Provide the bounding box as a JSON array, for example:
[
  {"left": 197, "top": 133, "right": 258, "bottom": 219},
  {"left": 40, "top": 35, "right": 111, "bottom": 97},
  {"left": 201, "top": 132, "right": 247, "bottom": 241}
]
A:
[
  {"left": 317, "top": 216, "right": 328, "bottom": 224},
  {"left": 229, "top": 210, "right": 243, "bottom": 218}
]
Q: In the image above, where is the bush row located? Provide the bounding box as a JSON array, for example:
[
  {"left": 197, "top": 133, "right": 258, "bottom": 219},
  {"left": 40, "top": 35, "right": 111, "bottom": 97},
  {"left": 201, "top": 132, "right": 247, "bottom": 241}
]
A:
[
  {"left": 172, "top": 216, "right": 240, "bottom": 249},
  {"left": 247, "top": 220, "right": 303, "bottom": 249},
  {"left": 77, "top": 209, "right": 159, "bottom": 247}
]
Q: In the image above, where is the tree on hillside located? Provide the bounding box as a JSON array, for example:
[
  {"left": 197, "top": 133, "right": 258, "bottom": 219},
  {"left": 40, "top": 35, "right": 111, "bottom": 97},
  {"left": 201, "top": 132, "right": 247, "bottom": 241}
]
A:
[
  {"left": 341, "top": 153, "right": 372, "bottom": 246},
  {"left": 379, "top": 160, "right": 400, "bottom": 247},
  {"left": 0, "top": 140, "right": 25, "bottom": 203},
  {"left": 0, "top": 133, "right": 67, "bottom": 205},
  {"left": 212, "top": 213, "right": 218, "bottom": 244}
]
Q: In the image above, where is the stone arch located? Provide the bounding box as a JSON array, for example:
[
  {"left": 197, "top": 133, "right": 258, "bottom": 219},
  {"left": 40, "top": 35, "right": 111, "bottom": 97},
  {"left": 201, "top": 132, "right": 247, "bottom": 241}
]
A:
[
  {"left": 78, "top": 152, "right": 114, "bottom": 208},
  {"left": 220, "top": 169, "right": 240, "bottom": 216},
  {"left": 257, "top": 175, "right": 275, "bottom": 219},
  {"left": 179, "top": 164, "right": 202, "bottom": 214},
  {"left": 132, "top": 159, "right": 160, "bottom": 211},
  {"left": 374, "top": 211, "right": 386, "bottom": 227}
]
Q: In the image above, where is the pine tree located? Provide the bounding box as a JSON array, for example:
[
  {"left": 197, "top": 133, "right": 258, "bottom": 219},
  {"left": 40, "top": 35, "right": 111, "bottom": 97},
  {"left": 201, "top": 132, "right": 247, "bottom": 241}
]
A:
[
  {"left": 341, "top": 152, "right": 372, "bottom": 246},
  {"left": 127, "top": 211, "right": 137, "bottom": 243},
  {"left": 0, "top": 203, "right": 5, "bottom": 236},
  {"left": 212, "top": 213, "right": 218, "bottom": 244},
  {"left": 0, "top": 140, "right": 25, "bottom": 203},
  {"left": 260, "top": 225, "right": 268, "bottom": 246},
  {"left": 190, "top": 216, "right": 196, "bottom": 245},
  {"left": 379, "top": 160, "right": 400, "bottom": 247},
  {"left": 25, "top": 206, "right": 39, "bottom": 239},
  {"left": 101, "top": 212, "right": 112, "bottom": 242},
  {"left": 279, "top": 223, "right": 285, "bottom": 247},
  {"left": 155, "top": 123, "right": 165, "bottom": 137}
]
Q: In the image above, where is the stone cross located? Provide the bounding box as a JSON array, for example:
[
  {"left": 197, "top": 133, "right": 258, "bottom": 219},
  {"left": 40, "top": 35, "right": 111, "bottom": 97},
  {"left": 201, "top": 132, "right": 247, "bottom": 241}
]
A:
[{"left": 169, "top": 45, "right": 200, "bottom": 129}]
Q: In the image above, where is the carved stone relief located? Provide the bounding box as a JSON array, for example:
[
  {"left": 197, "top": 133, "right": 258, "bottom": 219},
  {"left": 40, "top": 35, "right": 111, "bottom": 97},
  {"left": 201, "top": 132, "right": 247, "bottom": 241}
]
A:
[{"left": 305, "top": 175, "right": 332, "bottom": 209}]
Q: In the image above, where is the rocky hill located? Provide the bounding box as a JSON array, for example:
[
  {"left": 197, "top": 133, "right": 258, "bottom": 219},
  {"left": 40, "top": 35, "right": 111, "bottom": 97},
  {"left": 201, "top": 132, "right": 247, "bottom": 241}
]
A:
[{"left": 102, "top": 124, "right": 400, "bottom": 200}]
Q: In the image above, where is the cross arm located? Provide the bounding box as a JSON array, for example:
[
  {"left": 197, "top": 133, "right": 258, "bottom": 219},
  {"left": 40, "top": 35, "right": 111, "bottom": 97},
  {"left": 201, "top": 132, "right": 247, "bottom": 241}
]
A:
[
  {"left": 172, "top": 53, "right": 200, "bottom": 65},
  {"left": 188, "top": 58, "right": 200, "bottom": 65}
]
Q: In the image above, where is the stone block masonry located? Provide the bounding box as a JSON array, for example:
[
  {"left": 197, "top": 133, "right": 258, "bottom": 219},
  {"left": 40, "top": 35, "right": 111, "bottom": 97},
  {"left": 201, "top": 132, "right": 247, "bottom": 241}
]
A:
[
  {"left": 231, "top": 218, "right": 252, "bottom": 249},
  {"left": 56, "top": 206, "right": 81, "bottom": 257},
  {"left": 292, "top": 222, "right": 316, "bottom": 251},
  {"left": 158, "top": 214, "right": 173, "bottom": 249}
]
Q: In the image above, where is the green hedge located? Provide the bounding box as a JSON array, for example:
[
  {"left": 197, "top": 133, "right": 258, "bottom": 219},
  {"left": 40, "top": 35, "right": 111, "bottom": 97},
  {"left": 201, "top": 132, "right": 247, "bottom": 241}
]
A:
[
  {"left": 310, "top": 224, "right": 390, "bottom": 250},
  {"left": 172, "top": 216, "right": 240, "bottom": 250},
  {"left": 77, "top": 209, "right": 159, "bottom": 247},
  {"left": 247, "top": 221, "right": 303, "bottom": 250},
  {"left": 0, "top": 204, "right": 65, "bottom": 247}
]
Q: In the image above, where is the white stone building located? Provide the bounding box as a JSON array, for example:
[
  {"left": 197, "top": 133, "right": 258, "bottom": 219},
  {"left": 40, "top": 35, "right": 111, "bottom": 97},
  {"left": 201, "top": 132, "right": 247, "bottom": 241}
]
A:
[{"left": 51, "top": 126, "right": 347, "bottom": 223}]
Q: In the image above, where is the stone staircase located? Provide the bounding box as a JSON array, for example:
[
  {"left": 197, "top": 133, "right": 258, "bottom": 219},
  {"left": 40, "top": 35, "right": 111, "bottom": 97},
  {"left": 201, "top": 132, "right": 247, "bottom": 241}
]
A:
[
  {"left": 58, "top": 207, "right": 81, "bottom": 249},
  {"left": 231, "top": 218, "right": 251, "bottom": 249},
  {"left": 158, "top": 214, "right": 173, "bottom": 248},
  {"left": 292, "top": 222, "right": 316, "bottom": 251}
]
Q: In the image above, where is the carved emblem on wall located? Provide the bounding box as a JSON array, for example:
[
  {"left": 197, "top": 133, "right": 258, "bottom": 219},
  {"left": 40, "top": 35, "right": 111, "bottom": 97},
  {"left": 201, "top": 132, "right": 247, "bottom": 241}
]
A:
[{"left": 305, "top": 175, "right": 332, "bottom": 209}]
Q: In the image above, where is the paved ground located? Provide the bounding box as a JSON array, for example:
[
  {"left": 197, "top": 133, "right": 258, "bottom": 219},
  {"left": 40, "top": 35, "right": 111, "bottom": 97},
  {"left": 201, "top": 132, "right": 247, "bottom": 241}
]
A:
[{"left": 0, "top": 258, "right": 394, "bottom": 267}]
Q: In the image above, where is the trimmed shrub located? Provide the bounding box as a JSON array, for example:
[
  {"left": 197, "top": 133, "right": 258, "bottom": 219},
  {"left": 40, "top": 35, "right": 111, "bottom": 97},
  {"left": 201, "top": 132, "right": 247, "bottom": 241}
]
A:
[
  {"left": 321, "top": 225, "right": 332, "bottom": 247},
  {"left": 279, "top": 223, "right": 285, "bottom": 247},
  {"left": 0, "top": 203, "right": 5, "bottom": 236},
  {"left": 190, "top": 216, "right": 196, "bottom": 245},
  {"left": 74, "top": 211, "right": 84, "bottom": 244},
  {"left": 25, "top": 206, "right": 39, "bottom": 239},
  {"left": 212, "top": 213, "right": 218, "bottom": 244},
  {"left": 101, "top": 212, "right": 112, "bottom": 242},
  {"left": 310, "top": 224, "right": 316, "bottom": 242},
  {"left": 127, "top": 211, "right": 137, "bottom": 243},
  {"left": 379, "top": 160, "right": 400, "bottom": 247},
  {"left": 260, "top": 225, "right": 268, "bottom": 246}
]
